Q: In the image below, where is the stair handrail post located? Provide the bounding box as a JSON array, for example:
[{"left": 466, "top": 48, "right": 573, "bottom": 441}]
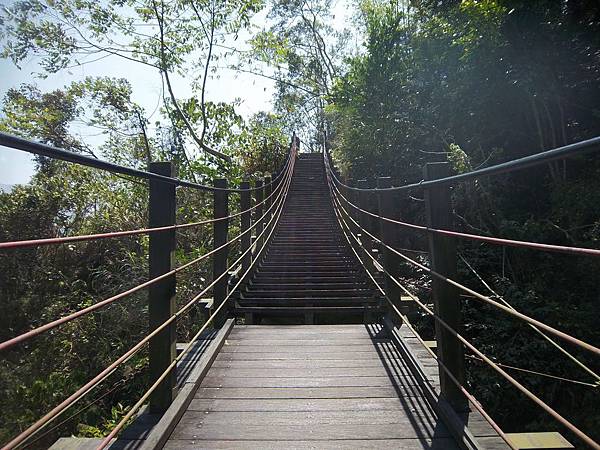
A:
[
  {"left": 213, "top": 178, "right": 230, "bottom": 327},
  {"left": 423, "top": 162, "right": 468, "bottom": 411},
  {"left": 264, "top": 175, "right": 273, "bottom": 234},
  {"left": 240, "top": 180, "right": 252, "bottom": 273},
  {"left": 254, "top": 179, "right": 264, "bottom": 254},
  {"left": 148, "top": 161, "right": 177, "bottom": 412},
  {"left": 376, "top": 177, "right": 403, "bottom": 318},
  {"left": 357, "top": 179, "right": 376, "bottom": 275}
]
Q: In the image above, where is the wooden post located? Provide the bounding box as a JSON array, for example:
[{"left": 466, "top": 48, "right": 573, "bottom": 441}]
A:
[
  {"left": 148, "top": 162, "right": 176, "bottom": 412},
  {"left": 264, "top": 175, "right": 273, "bottom": 233},
  {"left": 254, "top": 179, "right": 264, "bottom": 253},
  {"left": 424, "top": 162, "right": 467, "bottom": 411},
  {"left": 377, "top": 177, "right": 402, "bottom": 314},
  {"left": 213, "top": 178, "right": 229, "bottom": 327},
  {"left": 240, "top": 180, "right": 251, "bottom": 274},
  {"left": 357, "top": 179, "right": 376, "bottom": 274}
]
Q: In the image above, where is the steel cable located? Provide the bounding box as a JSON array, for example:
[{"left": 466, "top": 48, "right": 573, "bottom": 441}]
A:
[
  {"left": 96, "top": 143, "right": 297, "bottom": 449},
  {"left": 331, "top": 178, "right": 600, "bottom": 258},
  {"left": 2, "top": 143, "right": 297, "bottom": 450},
  {"left": 0, "top": 151, "right": 294, "bottom": 251},
  {"left": 325, "top": 161, "right": 600, "bottom": 356},
  {"left": 327, "top": 173, "right": 600, "bottom": 449},
  {"left": 0, "top": 151, "right": 296, "bottom": 352}
]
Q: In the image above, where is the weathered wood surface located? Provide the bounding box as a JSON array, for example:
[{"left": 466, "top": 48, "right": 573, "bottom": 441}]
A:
[
  {"left": 391, "top": 321, "right": 511, "bottom": 450},
  {"left": 163, "top": 324, "right": 460, "bottom": 449}
]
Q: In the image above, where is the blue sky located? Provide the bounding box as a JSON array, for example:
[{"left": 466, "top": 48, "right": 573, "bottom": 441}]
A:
[
  {"left": 0, "top": 36, "right": 275, "bottom": 184},
  {"left": 0, "top": 0, "right": 354, "bottom": 184}
]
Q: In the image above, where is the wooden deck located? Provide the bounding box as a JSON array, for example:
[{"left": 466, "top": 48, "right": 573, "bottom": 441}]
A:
[{"left": 152, "top": 324, "right": 501, "bottom": 449}]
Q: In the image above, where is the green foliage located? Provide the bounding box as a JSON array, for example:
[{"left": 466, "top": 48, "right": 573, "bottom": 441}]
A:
[
  {"left": 0, "top": 81, "right": 286, "bottom": 448},
  {"left": 328, "top": 0, "right": 600, "bottom": 444}
]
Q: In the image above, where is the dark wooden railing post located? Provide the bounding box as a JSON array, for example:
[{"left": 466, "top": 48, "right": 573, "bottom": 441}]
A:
[
  {"left": 424, "top": 162, "right": 467, "bottom": 411},
  {"left": 254, "top": 179, "right": 264, "bottom": 253},
  {"left": 148, "top": 161, "right": 176, "bottom": 412},
  {"left": 240, "top": 180, "right": 251, "bottom": 274},
  {"left": 357, "top": 179, "right": 376, "bottom": 274},
  {"left": 377, "top": 177, "right": 402, "bottom": 314},
  {"left": 213, "top": 178, "right": 229, "bottom": 328},
  {"left": 264, "top": 175, "right": 273, "bottom": 234}
]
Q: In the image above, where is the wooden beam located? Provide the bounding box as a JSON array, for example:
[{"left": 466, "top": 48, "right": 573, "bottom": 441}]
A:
[
  {"left": 506, "top": 432, "right": 574, "bottom": 449},
  {"left": 213, "top": 178, "right": 229, "bottom": 328},
  {"left": 424, "top": 162, "right": 467, "bottom": 411},
  {"left": 377, "top": 177, "right": 403, "bottom": 315},
  {"left": 254, "top": 179, "right": 264, "bottom": 253},
  {"left": 148, "top": 161, "right": 177, "bottom": 412},
  {"left": 240, "top": 180, "right": 252, "bottom": 273},
  {"left": 140, "top": 319, "right": 235, "bottom": 450}
]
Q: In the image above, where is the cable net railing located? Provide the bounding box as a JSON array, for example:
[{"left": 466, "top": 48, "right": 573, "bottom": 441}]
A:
[
  {"left": 324, "top": 140, "right": 600, "bottom": 450},
  {"left": 0, "top": 133, "right": 298, "bottom": 449}
]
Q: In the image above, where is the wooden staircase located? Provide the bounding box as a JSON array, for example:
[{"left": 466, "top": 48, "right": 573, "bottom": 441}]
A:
[{"left": 236, "top": 153, "right": 380, "bottom": 324}]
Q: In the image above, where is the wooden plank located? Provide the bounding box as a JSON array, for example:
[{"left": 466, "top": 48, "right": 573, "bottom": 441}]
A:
[
  {"left": 205, "top": 366, "right": 396, "bottom": 377},
  {"left": 177, "top": 409, "right": 441, "bottom": 427},
  {"left": 195, "top": 386, "right": 420, "bottom": 399},
  {"left": 199, "top": 375, "right": 414, "bottom": 388},
  {"left": 231, "top": 325, "right": 381, "bottom": 333},
  {"left": 164, "top": 438, "right": 460, "bottom": 449},
  {"left": 169, "top": 422, "right": 453, "bottom": 441},
  {"left": 223, "top": 338, "right": 382, "bottom": 346},
  {"left": 139, "top": 319, "right": 235, "bottom": 450},
  {"left": 216, "top": 352, "right": 384, "bottom": 361},
  {"left": 211, "top": 359, "right": 389, "bottom": 369},
  {"left": 219, "top": 344, "right": 381, "bottom": 353},
  {"left": 187, "top": 397, "right": 431, "bottom": 412},
  {"left": 505, "top": 432, "right": 574, "bottom": 449}
]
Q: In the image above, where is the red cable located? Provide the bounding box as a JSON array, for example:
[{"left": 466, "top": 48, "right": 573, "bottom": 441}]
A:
[
  {"left": 332, "top": 176, "right": 600, "bottom": 257},
  {"left": 0, "top": 154, "right": 293, "bottom": 251}
]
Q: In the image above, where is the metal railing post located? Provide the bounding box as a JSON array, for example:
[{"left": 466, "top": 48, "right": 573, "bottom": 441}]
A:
[
  {"left": 148, "top": 161, "right": 176, "bottom": 412},
  {"left": 213, "top": 178, "right": 229, "bottom": 327},
  {"left": 424, "top": 162, "right": 467, "bottom": 411}
]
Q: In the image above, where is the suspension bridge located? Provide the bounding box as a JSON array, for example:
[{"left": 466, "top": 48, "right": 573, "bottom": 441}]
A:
[{"left": 0, "top": 131, "right": 599, "bottom": 450}]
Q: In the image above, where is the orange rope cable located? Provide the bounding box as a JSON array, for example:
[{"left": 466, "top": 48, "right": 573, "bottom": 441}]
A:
[
  {"left": 328, "top": 172, "right": 600, "bottom": 449},
  {"left": 95, "top": 141, "right": 298, "bottom": 449},
  {"left": 0, "top": 151, "right": 298, "bottom": 450},
  {"left": 328, "top": 176, "right": 600, "bottom": 356}
]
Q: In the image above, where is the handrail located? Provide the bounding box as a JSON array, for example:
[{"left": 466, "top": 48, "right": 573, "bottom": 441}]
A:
[
  {"left": 326, "top": 167, "right": 600, "bottom": 449},
  {"left": 0, "top": 150, "right": 295, "bottom": 250},
  {"left": 0, "top": 148, "right": 296, "bottom": 352},
  {"left": 328, "top": 135, "right": 600, "bottom": 192},
  {"left": 2, "top": 139, "right": 297, "bottom": 450},
  {"left": 0, "top": 131, "right": 291, "bottom": 193},
  {"left": 97, "top": 142, "right": 296, "bottom": 449},
  {"left": 327, "top": 170, "right": 600, "bottom": 356}
]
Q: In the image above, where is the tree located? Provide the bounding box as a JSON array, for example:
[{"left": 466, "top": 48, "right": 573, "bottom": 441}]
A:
[{"left": 0, "top": 0, "right": 262, "bottom": 162}]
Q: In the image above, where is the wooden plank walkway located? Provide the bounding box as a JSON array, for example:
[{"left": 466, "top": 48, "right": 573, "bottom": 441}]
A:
[{"left": 162, "top": 324, "right": 460, "bottom": 449}]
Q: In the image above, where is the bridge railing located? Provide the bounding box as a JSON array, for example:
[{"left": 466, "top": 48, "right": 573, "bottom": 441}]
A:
[
  {"left": 0, "top": 132, "right": 299, "bottom": 449},
  {"left": 324, "top": 138, "right": 600, "bottom": 450}
]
